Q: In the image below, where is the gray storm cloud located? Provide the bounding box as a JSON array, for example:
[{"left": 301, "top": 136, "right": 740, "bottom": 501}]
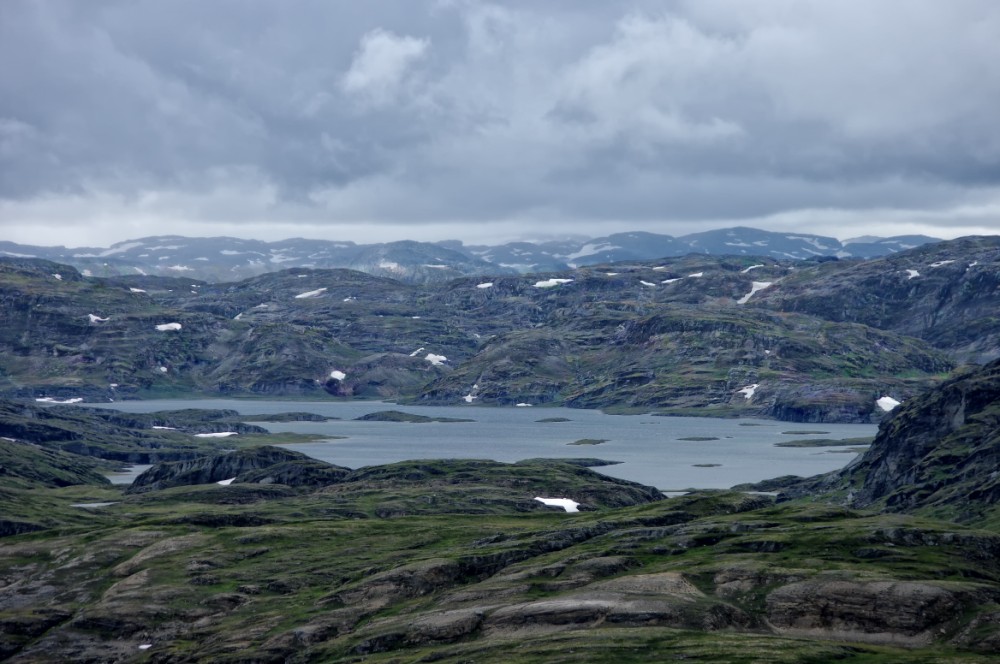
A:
[{"left": 0, "top": 0, "right": 998, "bottom": 246}]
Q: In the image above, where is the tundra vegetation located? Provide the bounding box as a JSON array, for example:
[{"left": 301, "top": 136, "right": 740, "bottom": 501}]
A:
[{"left": 2, "top": 236, "right": 1000, "bottom": 661}]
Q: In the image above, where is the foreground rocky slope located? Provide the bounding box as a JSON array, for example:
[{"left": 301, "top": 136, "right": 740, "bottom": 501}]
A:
[
  {"left": 777, "top": 357, "right": 1000, "bottom": 525},
  {"left": 4, "top": 354, "right": 1000, "bottom": 660},
  {"left": 2, "top": 472, "right": 999, "bottom": 661}
]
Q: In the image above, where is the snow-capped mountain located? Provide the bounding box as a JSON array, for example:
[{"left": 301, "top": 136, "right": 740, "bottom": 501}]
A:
[{"left": 0, "top": 227, "right": 943, "bottom": 283}]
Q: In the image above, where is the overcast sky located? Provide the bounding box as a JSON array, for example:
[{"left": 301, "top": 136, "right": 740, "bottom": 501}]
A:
[{"left": 2, "top": 0, "right": 999, "bottom": 248}]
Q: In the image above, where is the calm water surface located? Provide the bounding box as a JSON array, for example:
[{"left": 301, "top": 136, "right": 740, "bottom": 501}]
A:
[{"left": 89, "top": 399, "right": 876, "bottom": 491}]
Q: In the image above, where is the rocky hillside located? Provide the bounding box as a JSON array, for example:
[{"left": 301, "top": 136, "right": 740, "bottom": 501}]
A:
[
  {"left": 753, "top": 235, "right": 1000, "bottom": 363},
  {"left": 776, "top": 357, "right": 1000, "bottom": 525},
  {"left": 3, "top": 455, "right": 1000, "bottom": 661},
  {"left": 3, "top": 236, "right": 1000, "bottom": 422}
]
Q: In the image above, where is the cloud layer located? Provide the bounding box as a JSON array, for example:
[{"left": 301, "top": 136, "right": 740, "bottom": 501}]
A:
[{"left": 1, "top": 0, "right": 999, "bottom": 246}]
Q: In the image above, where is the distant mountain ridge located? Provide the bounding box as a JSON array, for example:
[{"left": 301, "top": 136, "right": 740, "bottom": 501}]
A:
[{"left": 0, "top": 227, "right": 943, "bottom": 283}]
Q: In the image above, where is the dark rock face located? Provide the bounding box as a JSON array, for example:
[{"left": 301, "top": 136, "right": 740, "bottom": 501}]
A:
[
  {"left": 778, "top": 357, "right": 1000, "bottom": 522},
  {"left": 849, "top": 359, "right": 1000, "bottom": 516},
  {"left": 766, "top": 579, "right": 988, "bottom": 645},
  {"left": 126, "top": 446, "right": 350, "bottom": 494}
]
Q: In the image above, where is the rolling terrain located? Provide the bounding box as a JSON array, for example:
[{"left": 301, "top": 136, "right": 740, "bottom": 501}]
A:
[
  {"left": 2, "top": 361, "right": 1000, "bottom": 660},
  {"left": 2, "top": 235, "right": 998, "bottom": 422},
  {"left": 0, "top": 227, "right": 939, "bottom": 284}
]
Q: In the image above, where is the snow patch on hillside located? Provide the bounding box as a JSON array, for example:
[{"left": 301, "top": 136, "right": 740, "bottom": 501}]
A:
[
  {"left": 534, "top": 278, "right": 574, "bottom": 288},
  {"left": 295, "top": 287, "right": 327, "bottom": 299},
  {"left": 737, "top": 281, "right": 773, "bottom": 304},
  {"left": 155, "top": 323, "right": 182, "bottom": 331},
  {"left": 877, "top": 396, "right": 901, "bottom": 412},
  {"left": 535, "top": 497, "right": 580, "bottom": 512},
  {"left": 564, "top": 243, "right": 619, "bottom": 261}
]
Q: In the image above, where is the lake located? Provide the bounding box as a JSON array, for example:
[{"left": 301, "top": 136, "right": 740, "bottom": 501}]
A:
[{"left": 88, "top": 399, "right": 877, "bottom": 490}]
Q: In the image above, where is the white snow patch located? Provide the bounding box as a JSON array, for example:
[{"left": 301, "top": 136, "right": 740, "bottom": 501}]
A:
[
  {"left": 343, "top": 296, "right": 356, "bottom": 302},
  {"left": 688, "top": 272, "right": 704, "bottom": 278},
  {"left": 1, "top": 251, "right": 36, "bottom": 258},
  {"left": 515, "top": 403, "right": 532, "bottom": 407},
  {"left": 462, "top": 394, "right": 477, "bottom": 403},
  {"left": 139, "top": 644, "right": 153, "bottom": 650},
  {"left": 535, "top": 497, "right": 580, "bottom": 512},
  {"left": 564, "top": 243, "right": 620, "bottom": 261},
  {"left": 424, "top": 264, "right": 449, "bottom": 269},
  {"left": 194, "top": 432, "right": 239, "bottom": 438},
  {"left": 661, "top": 278, "right": 682, "bottom": 284},
  {"left": 737, "top": 384, "right": 759, "bottom": 400},
  {"left": 737, "top": 281, "right": 773, "bottom": 304},
  {"left": 88, "top": 314, "right": 109, "bottom": 323},
  {"left": 133, "top": 267, "right": 146, "bottom": 275},
  {"left": 129, "top": 287, "right": 147, "bottom": 293},
  {"left": 295, "top": 287, "right": 327, "bottom": 299},
  {"left": 329, "top": 370, "right": 346, "bottom": 381},
  {"left": 81, "top": 269, "right": 93, "bottom": 277},
  {"left": 534, "top": 278, "right": 573, "bottom": 288},
  {"left": 217, "top": 478, "right": 236, "bottom": 486},
  {"left": 605, "top": 272, "right": 619, "bottom": 276},
  {"left": 35, "top": 397, "right": 83, "bottom": 404},
  {"left": 234, "top": 313, "right": 243, "bottom": 320},
  {"left": 165, "top": 265, "right": 193, "bottom": 272},
  {"left": 99, "top": 241, "right": 145, "bottom": 256},
  {"left": 652, "top": 266, "right": 668, "bottom": 271},
  {"left": 425, "top": 353, "right": 447, "bottom": 366},
  {"left": 152, "top": 426, "right": 175, "bottom": 430},
  {"left": 52, "top": 273, "right": 62, "bottom": 280},
  {"left": 877, "top": 396, "right": 901, "bottom": 412},
  {"left": 969, "top": 261, "right": 979, "bottom": 268},
  {"left": 785, "top": 236, "right": 836, "bottom": 251},
  {"left": 640, "top": 280, "right": 656, "bottom": 287},
  {"left": 929, "top": 260, "right": 955, "bottom": 268},
  {"left": 158, "top": 366, "right": 168, "bottom": 373},
  {"left": 476, "top": 282, "right": 494, "bottom": 289},
  {"left": 378, "top": 260, "right": 403, "bottom": 272},
  {"left": 741, "top": 264, "right": 764, "bottom": 273},
  {"left": 905, "top": 269, "right": 920, "bottom": 279},
  {"left": 410, "top": 347, "right": 425, "bottom": 357},
  {"left": 155, "top": 323, "right": 182, "bottom": 331},
  {"left": 220, "top": 250, "right": 243, "bottom": 255},
  {"left": 146, "top": 244, "right": 182, "bottom": 252}
]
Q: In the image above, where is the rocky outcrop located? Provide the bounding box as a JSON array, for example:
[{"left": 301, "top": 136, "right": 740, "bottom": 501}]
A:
[
  {"left": 765, "top": 579, "right": 990, "bottom": 646},
  {"left": 775, "top": 358, "right": 1000, "bottom": 522},
  {"left": 126, "top": 446, "right": 350, "bottom": 494}
]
